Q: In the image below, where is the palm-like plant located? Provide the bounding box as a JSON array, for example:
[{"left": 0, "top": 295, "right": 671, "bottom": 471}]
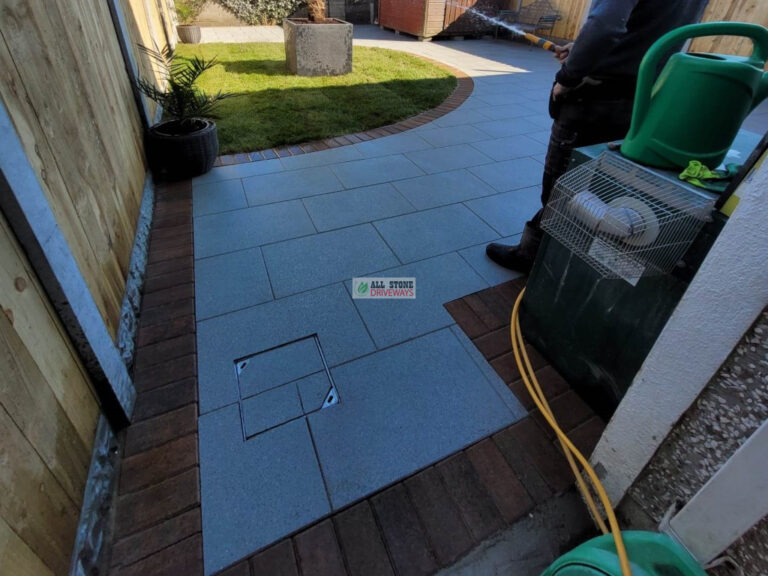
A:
[{"left": 136, "top": 45, "right": 232, "bottom": 132}]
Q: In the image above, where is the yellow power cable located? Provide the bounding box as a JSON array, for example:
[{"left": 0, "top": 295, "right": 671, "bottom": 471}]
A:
[{"left": 511, "top": 287, "right": 633, "bottom": 576}]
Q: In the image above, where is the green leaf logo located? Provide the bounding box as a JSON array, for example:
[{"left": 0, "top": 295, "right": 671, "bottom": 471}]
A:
[{"left": 357, "top": 282, "right": 369, "bottom": 295}]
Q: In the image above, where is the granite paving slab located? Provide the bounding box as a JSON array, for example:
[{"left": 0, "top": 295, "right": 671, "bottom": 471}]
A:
[
  {"left": 302, "top": 183, "right": 415, "bottom": 232},
  {"left": 195, "top": 247, "right": 273, "bottom": 320},
  {"left": 262, "top": 224, "right": 400, "bottom": 298},
  {"left": 199, "top": 409, "right": 330, "bottom": 575},
  {"left": 241, "top": 383, "right": 304, "bottom": 437},
  {"left": 458, "top": 235, "right": 524, "bottom": 286},
  {"left": 197, "top": 283, "right": 375, "bottom": 413},
  {"left": 193, "top": 179, "right": 247, "bottom": 217},
  {"left": 419, "top": 125, "right": 490, "bottom": 147},
  {"left": 192, "top": 158, "right": 283, "bottom": 186},
  {"left": 243, "top": 165, "right": 343, "bottom": 206},
  {"left": 353, "top": 132, "right": 433, "bottom": 158},
  {"left": 471, "top": 134, "right": 549, "bottom": 162},
  {"left": 405, "top": 144, "right": 493, "bottom": 175},
  {"left": 373, "top": 204, "right": 499, "bottom": 263},
  {"left": 193, "top": 200, "right": 316, "bottom": 259},
  {"left": 309, "top": 328, "right": 524, "bottom": 509},
  {"left": 392, "top": 169, "right": 496, "bottom": 210},
  {"left": 346, "top": 252, "right": 488, "bottom": 349},
  {"left": 237, "top": 337, "right": 324, "bottom": 399},
  {"left": 465, "top": 186, "right": 541, "bottom": 237},
  {"left": 469, "top": 157, "right": 543, "bottom": 193},
  {"left": 330, "top": 154, "right": 424, "bottom": 189},
  {"left": 297, "top": 371, "right": 334, "bottom": 413}
]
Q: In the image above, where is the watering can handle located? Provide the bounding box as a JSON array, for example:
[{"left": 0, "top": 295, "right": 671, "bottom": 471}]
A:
[{"left": 627, "top": 22, "right": 768, "bottom": 140}]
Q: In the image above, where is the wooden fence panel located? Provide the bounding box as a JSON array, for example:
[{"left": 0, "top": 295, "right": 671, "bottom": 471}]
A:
[
  {"left": 0, "top": 212, "right": 99, "bottom": 575},
  {"left": 0, "top": 0, "right": 147, "bottom": 338},
  {"left": 692, "top": 0, "right": 768, "bottom": 56},
  {"left": 121, "top": 0, "right": 176, "bottom": 121}
]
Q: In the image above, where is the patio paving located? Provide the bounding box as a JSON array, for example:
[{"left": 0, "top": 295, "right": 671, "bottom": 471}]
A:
[
  {"left": 191, "top": 30, "right": 560, "bottom": 574},
  {"left": 108, "top": 25, "right": 768, "bottom": 576}
]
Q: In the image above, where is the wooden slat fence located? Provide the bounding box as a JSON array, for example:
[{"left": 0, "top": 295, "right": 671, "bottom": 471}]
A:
[
  {"left": 0, "top": 211, "right": 100, "bottom": 575},
  {"left": 0, "top": 0, "right": 174, "bottom": 575},
  {"left": 692, "top": 0, "right": 768, "bottom": 56}
]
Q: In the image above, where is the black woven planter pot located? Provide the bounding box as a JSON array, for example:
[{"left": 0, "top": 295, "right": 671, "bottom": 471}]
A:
[{"left": 145, "top": 119, "right": 218, "bottom": 181}]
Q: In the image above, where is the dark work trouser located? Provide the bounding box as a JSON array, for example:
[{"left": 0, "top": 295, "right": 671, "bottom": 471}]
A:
[{"left": 530, "top": 85, "right": 635, "bottom": 229}]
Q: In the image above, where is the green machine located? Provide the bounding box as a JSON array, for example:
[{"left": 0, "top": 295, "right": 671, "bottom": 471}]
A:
[
  {"left": 520, "top": 22, "right": 767, "bottom": 418},
  {"left": 541, "top": 532, "right": 707, "bottom": 576}
]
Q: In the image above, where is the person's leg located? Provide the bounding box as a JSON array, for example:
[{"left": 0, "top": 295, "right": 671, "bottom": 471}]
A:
[{"left": 486, "top": 94, "right": 633, "bottom": 272}]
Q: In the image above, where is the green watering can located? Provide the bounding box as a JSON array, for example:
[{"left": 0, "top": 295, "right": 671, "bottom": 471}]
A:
[{"left": 621, "top": 22, "right": 768, "bottom": 170}]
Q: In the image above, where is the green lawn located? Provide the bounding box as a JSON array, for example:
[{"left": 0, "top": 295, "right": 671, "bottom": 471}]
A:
[{"left": 175, "top": 43, "right": 457, "bottom": 154}]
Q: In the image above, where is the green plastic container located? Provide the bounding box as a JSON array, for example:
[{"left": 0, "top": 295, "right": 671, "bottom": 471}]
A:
[
  {"left": 621, "top": 22, "right": 768, "bottom": 169},
  {"left": 542, "top": 531, "right": 708, "bottom": 576}
]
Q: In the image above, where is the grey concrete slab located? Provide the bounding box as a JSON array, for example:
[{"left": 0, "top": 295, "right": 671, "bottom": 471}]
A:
[
  {"left": 330, "top": 154, "right": 424, "bottom": 189},
  {"left": 346, "top": 252, "right": 488, "bottom": 349},
  {"left": 471, "top": 135, "right": 548, "bottom": 162},
  {"left": 262, "top": 224, "right": 400, "bottom": 298},
  {"left": 297, "top": 371, "right": 333, "bottom": 413},
  {"left": 392, "top": 169, "right": 497, "bottom": 210},
  {"left": 302, "top": 183, "right": 415, "bottom": 232},
  {"left": 353, "top": 132, "right": 433, "bottom": 158},
  {"left": 199, "top": 408, "right": 330, "bottom": 575},
  {"left": 194, "top": 200, "right": 316, "bottom": 259},
  {"left": 193, "top": 158, "right": 284, "bottom": 186},
  {"left": 405, "top": 144, "right": 493, "bottom": 175},
  {"left": 473, "top": 118, "right": 542, "bottom": 139},
  {"left": 309, "top": 328, "right": 522, "bottom": 509},
  {"left": 465, "top": 186, "right": 541, "bottom": 237},
  {"left": 195, "top": 247, "right": 273, "bottom": 320},
  {"left": 419, "top": 125, "right": 490, "bottom": 147},
  {"left": 243, "top": 165, "right": 343, "bottom": 206},
  {"left": 469, "top": 157, "right": 543, "bottom": 192},
  {"left": 193, "top": 179, "right": 247, "bottom": 217},
  {"left": 279, "top": 145, "right": 363, "bottom": 171},
  {"left": 197, "top": 283, "right": 375, "bottom": 414},
  {"left": 242, "top": 383, "right": 304, "bottom": 437},
  {"left": 238, "top": 337, "right": 324, "bottom": 399},
  {"left": 458, "top": 235, "right": 524, "bottom": 286},
  {"left": 373, "top": 204, "right": 498, "bottom": 263}
]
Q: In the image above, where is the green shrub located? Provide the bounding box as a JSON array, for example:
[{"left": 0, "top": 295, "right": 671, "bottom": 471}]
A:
[
  {"left": 175, "top": 0, "right": 206, "bottom": 24},
  {"left": 214, "top": 0, "right": 304, "bottom": 25}
]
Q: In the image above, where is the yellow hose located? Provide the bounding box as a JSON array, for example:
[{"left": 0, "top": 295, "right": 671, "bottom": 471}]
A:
[{"left": 511, "top": 288, "right": 632, "bottom": 576}]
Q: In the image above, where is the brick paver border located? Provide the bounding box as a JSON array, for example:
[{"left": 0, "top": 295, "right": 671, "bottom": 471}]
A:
[
  {"left": 212, "top": 58, "right": 474, "bottom": 167},
  {"left": 107, "top": 195, "right": 605, "bottom": 576}
]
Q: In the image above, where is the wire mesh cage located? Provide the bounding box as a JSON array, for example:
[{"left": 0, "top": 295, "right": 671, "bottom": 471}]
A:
[{"left": 541, "top": 152, "right": 715, "bottom": 285}]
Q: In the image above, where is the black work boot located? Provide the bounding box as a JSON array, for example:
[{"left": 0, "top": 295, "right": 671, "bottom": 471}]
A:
[{"left": 485, "top": 223, "right": 543, "bottom": 273}]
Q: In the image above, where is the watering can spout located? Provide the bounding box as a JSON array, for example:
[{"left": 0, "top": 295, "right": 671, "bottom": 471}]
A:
[{"left": 621, "top": 22, "right": 768, "bottom": 170}]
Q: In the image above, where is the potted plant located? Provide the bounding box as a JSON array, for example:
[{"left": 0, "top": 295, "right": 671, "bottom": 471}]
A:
[
  {"left": 284, "top": 0, "right": 353, "bottom": 76},
  {"left": 175, "top": 0, "right": 204, "bottom": 44},
  {"left": 136, "top": 46, "right": 232, "bottom": 180}
]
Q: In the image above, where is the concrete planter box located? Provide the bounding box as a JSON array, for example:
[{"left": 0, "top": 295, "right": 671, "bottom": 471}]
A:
[{"left": 283, "top": 18, "right": 353, "bottom": 77}]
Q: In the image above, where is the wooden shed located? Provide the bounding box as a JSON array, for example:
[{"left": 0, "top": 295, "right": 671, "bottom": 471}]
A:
[{"left": 379, "top": 0, "right": 504, "bottom": 40}]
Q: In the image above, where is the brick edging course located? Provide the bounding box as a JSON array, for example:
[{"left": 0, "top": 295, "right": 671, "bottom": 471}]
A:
[{"left": 213, "top": 58, "right": 474, "bottom": 167}]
